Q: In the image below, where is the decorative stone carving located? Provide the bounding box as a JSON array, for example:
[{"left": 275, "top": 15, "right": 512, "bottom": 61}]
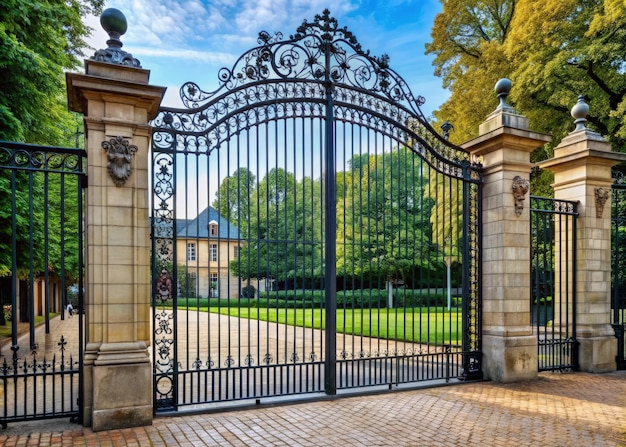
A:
[
  {"left": 512, "top": 176, "right": 530, "bottom": 216},
  {"left": 594, "top": 187, "right": 610, "bottom": 218},
  {"left": 101, "top": 136, "right": 138, "bottom": 186}
]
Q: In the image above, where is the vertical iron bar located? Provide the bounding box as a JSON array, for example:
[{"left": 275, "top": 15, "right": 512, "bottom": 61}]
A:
[
  {"left": 555, "top": 212, "right": 560, "bottom": 368},
  {"left": 461, "top": 162, "right": 472, "bottom": 377},
  {"left": 78, "top": 157, "right": 85, "bottom": 423},
  {"left": 44, "top": 171, "right": 50, "bottom": 333},
  {"left": 613, "top": 188, "right": 620, "bottom": 324},
  {"left": 571, "top": 204, "right": 578, "bottom": 369},
  {"left": 60, "top": 172, "right": 66, "bottom": 325},
  {"left": 28, "top": 171, "right": 35, "bottom": 349},
  {"left": 172, "top": 150, "right": 179, "bottom": 411},
  {"left": 11, "top": 169, "right": 18, "bottom": 349},
  {"left": 323, "top": 42, "right": 337, "bottom": 395}
]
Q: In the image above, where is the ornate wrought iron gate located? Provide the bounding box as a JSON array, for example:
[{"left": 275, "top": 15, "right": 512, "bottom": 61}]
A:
[
  {"left": 612, "top": 174, "right": 626, "bottom": 370},
  {"left": 0, "top": 141, "right": 85, "bottom": 426},
  {"left": 151, "top": 10, "right": 482, "bottom": 412},
  {"left": 530, "top": 196, "right": 578, "bottom": 371}
]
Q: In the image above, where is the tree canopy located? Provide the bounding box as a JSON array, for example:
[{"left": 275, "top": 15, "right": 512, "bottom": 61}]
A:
[
  {"left": 0, "top": 0, "right": 103, "bottom": 143},
  {"left": 427, "top": 0, "right": 626, "bottom": 156},
  {"left": 227, "top": 146, "right": 454, "bottom": 290},
  {"left": 0, "top": 0, "right": 99, "bottom": 302}
]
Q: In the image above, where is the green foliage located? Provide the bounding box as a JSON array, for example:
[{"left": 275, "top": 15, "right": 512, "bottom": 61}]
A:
[
  {"left": 212, "top": 168, "right": 256, "bottom": 234},
  {"left": 427, "top": 0, "right": 626, "bottom": 195},
  {"left": 426, "top": 0, "right": 515, "bottom": 145},
  {"left": 232, "top": 167, "right": 323, "bottom": 283},
  {"left": 228, "top": 146, "right": 449, "bottom": 287},
  {"left": 0, "top": 145, "right": 83, "bottom": 282},
  {"left": 506, "top": 0, "right": 626, "bottom": 147},
  {"left": 240, "top": 283, "right": 256, "bottom": 298},
  {"left": 337, "top": 147, "right": 437, "bottom": 283},
  {"left": 178, "top": 289, "right": 457, "bottom": 310},
  {"left": 0, "top": 0, "right": 97, "bottom": 283},
  {"left": 0, "top": 0, "right": 104, "bottom": 143},
  {"left": 177, "top": 265, "right": 197, "bottom": 298}
]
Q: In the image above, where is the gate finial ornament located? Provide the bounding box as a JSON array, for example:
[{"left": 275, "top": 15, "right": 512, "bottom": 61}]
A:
[
  {"left": 102, "top": 136, "right": 138, "bottom": 187},
  {"left": 91, "top": 8, "right": 141, "bottom": 68},
  {"left": 495, "top": 78, "right": 513, "bottom": 111},
  {"left": 571, "top": 95, "right": 590, "bottom": 132},
  {"left": 512, "top": 175, "right": 530, "bottom": 216}
]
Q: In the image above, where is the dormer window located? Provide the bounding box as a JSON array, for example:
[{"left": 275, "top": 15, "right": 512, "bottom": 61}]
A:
[{"left": 208, "top": 220, "right": 218, "bottom": 236}]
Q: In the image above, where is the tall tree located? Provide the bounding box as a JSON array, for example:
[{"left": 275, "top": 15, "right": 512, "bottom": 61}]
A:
[
  {"left": 1, "top": 0, "right": 103, "bottom": 143},
  {"left": 338, "top": 148, "right": 437, "bottom": 287},
  {"left": 212, "top": 167, "right": 256, "bottom": 236},
  {"left": 0, "top": 1, "right": 98, "bottom": 320},
  {"left": 232, "top": 168, "right": 323, "bottom": 287},
  {"left": 506, "top": 0, "right": 626, "bottom": 148},
  {"left": 426, "top": 0, "right": 516, "bottom": 145},
  {"left": 427, "top": 0, "right": 626, "bottom": 152}
]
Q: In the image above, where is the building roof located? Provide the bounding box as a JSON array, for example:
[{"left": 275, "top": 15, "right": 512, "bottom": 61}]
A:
[{"left": 177, "top": 206, "right": 240, "bottom": 240}]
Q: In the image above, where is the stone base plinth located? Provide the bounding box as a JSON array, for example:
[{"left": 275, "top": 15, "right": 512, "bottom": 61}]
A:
[
  {"left": 482, "top": 334, "right": 538, "bottom": 382},
  {"left": 578, "top": 330, "right": 617, "bottom": 373},
  {"left": 82, "top": 344, "right": 99, "bottom": 427},
  {"left": 92, "top": 403, "right": 152, "bottom": 432},
  {"left": 91, "top": 343, "right": 152, "bottom": 431}
]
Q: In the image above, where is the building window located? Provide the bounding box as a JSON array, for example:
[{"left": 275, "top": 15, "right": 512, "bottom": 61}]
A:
[
  {"left": 210, "top": 273, "right": 218, "bottom": 298},
  {"left": 209, "top": 222, "right": 218, "bottom": 236},
  {"left": 209, "top": 243, "right": 218, "bottom": 262},
  {"left": 233, "top": 245, "right": 239, "bottom": 259},
  {"left": 187, "top": 243, "right": 196, "bottom": 261}
]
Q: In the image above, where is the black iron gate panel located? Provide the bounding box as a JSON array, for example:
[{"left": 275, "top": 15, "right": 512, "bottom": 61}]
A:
[
  {"left": 151, "top": 10, "right": 482, "bottom": 413},
  {"left": 530, "top": 196, "right": 578, "bottom": 372},
  {"left": 0, "top": 141, "right": 85, "bottom": 426},
  {"left": 612, "top": 175, "right": 626, "bottom": 370}
]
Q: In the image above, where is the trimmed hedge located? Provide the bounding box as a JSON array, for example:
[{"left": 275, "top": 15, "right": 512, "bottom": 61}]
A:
[{"left": 177, "top": 289, "right": 461, "bottom": 310}]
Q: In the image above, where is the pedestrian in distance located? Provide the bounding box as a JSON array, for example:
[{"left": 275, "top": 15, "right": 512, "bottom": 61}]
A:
[{"left": 67, "top": 302, "right": 73, "bottom": 318}]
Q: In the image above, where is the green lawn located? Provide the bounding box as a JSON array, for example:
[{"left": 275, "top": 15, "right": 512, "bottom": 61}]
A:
[
  {"left": 208, "top": 306, "right": 461, "bottom": 345},
  {"left": 0, "top": 313, "right": 58, "bottom": 341}
]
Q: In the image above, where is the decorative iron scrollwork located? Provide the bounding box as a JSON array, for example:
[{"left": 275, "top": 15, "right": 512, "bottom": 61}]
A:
[{"left": 101, "top": 136, "right": 138, "bottom": 187}]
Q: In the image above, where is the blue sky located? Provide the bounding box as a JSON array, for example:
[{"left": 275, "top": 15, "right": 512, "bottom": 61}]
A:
[{"left": 85, "top": 0, "right": 447, "bottom": 117}]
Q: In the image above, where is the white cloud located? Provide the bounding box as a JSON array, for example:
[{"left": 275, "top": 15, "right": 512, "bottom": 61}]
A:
[
  {"left": 161, "top": 84, "right": 185, "bottom": 108},
  {"left": 81, "top": 0, "right": 447, "bottom": 116},
  {"left": 131, "top": 47, "right": 235, "bottom": 65}
]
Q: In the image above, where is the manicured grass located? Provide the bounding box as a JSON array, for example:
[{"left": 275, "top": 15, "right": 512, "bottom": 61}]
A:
[
  {"left": 0, "top": 313, "right": 58, "bottom": 341},
  {"left": 207, "top": 306, "right": 461, "bottom": 345}
]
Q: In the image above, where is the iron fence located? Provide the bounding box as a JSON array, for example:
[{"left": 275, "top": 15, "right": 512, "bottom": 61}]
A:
[
  {"left": 0, "top": 140, "right": 85, "bottom": 426},
  {"left": 612, "top": 175, "right": 626, "bottom": 370},
  {"left": 1, "top": 336, "right": 79, "bottom": 427},
  {"left": 530, "top": 196, "right": 578, "bottom": 372}
]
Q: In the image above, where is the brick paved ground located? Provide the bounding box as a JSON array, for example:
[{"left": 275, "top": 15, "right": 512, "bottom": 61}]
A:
[{"left": 1, "top": 370, "right": 625, "bottom": 446}]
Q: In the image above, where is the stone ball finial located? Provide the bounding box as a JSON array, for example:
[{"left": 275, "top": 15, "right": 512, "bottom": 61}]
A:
[
  {"left": 571, "top": 95, "right": 589, "bottom": 132},
  {"left": 495, "top": 78, "right": 512, "bottom": 110},
  {"left": 91, "top": 8, "right": 141, "bottom": 67},
  {"left": 101, "top": 8, "right": 128, "bottom": 49}
]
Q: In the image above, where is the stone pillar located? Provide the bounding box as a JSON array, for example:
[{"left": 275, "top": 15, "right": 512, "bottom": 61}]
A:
[
  {"left": 66, "top": 9, "right": 165, "bottom": 430},
  {"left": 539, "top": 97, "right": 626, "bottom": 372},
  {"left": 463, "top": 79, "right": 551, "bottom": 382}
]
